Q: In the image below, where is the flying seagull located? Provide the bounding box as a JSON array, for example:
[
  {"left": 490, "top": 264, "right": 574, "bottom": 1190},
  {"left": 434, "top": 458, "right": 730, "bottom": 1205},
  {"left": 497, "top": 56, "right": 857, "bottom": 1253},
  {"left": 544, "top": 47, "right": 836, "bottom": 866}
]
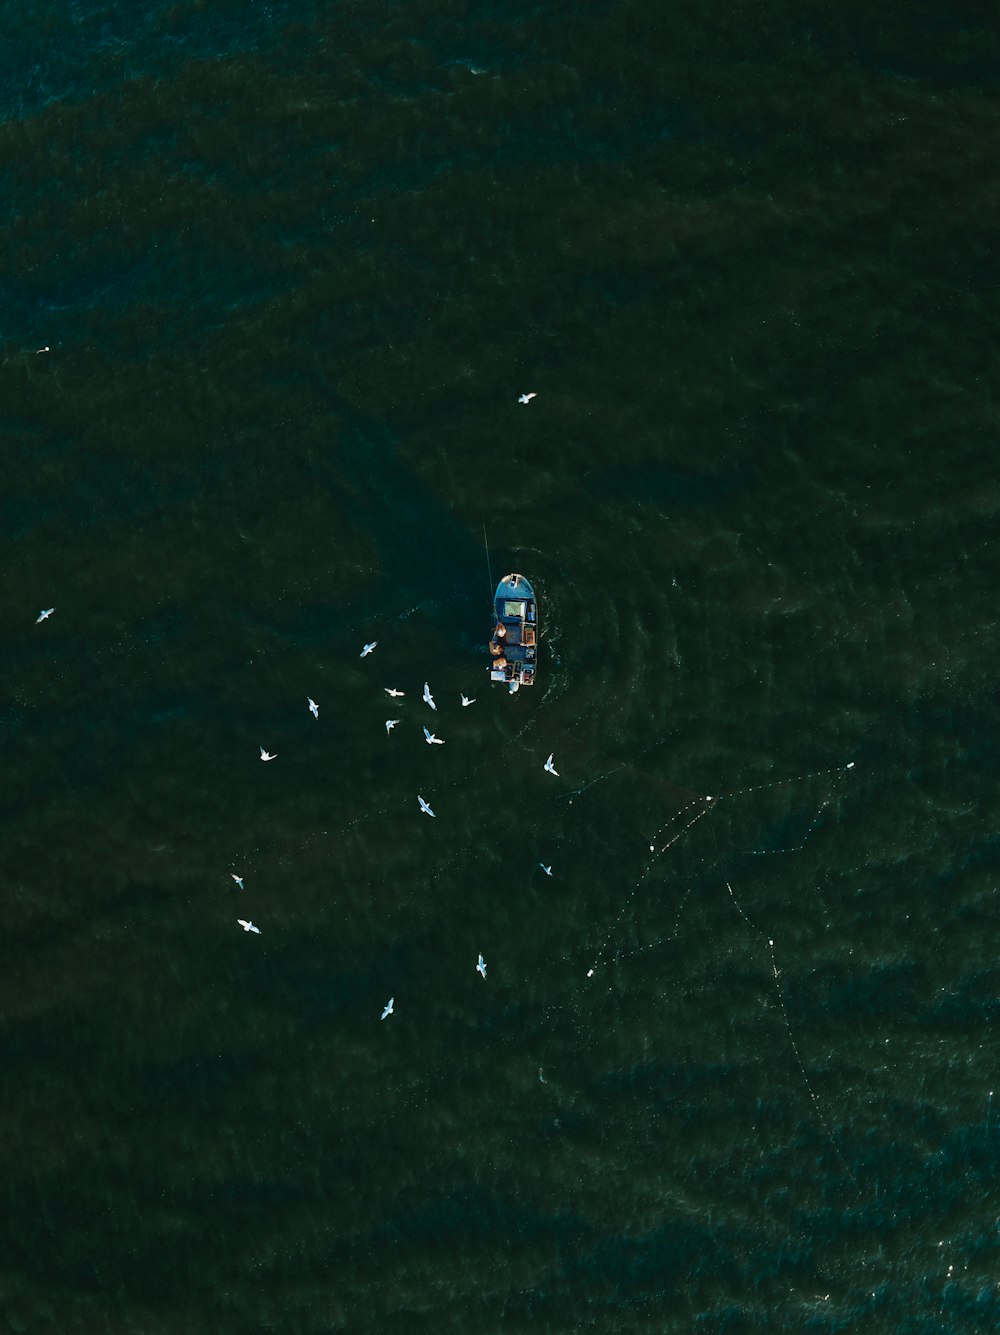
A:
[
  {"left": 385, "top": 687, "right": 405, "bottom": 697},
  {"left": 237, "top": 919, "right": 261, "bottom": 934},
  {"left": 231, "top": 873, "right": 244, "bottom": 889},
  {"left": 477, "top": 954, "right": 487, "bottom": 979},
  {"left": 381, "top": 997, "right": 394, "bottom": 1020},
  {"left": 307, "top": 697, "right": 319, "bottom": 719},
  {"left": 259, "top": 747, "right": 277, "bottom": 762},
  {"left": 518, "top": 392, "right": 537, "bottom": 404},
  {"left": 35, "top": 608, "right": 55, "bottom": 623},
  {"left": 422, "top": 682, "right": 437, "bottom": 711},
  {"left": 423, "top": 726, "right": 445, "bottom": 746},
  {"left": 543, "top": 753, "right": 559, "bottom": 776},
  {"left": 461, "top": 694, "right": 476, "bottom": 707},
  {"left": 385, "top": 718, "right": 401, "bottom": 734},
  {"left": 417, "top": 794, "right": 436, "bottom": 817},
  {"left": 539, "top": 863, "right": 553, "bottom": 877},
  {"left": 360, "top": 641, "right": 377, "bottom": 657}
]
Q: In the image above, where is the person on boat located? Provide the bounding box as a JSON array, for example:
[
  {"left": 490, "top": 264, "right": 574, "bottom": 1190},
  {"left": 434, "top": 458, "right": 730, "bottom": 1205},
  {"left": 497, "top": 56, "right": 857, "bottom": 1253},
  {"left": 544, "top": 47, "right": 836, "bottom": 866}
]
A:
[
  {"left": 494, "top": 622, "right": 507, "bottom": 639},
  {"left": 489, "top": 639, "right": 503, "bottom": 657}
]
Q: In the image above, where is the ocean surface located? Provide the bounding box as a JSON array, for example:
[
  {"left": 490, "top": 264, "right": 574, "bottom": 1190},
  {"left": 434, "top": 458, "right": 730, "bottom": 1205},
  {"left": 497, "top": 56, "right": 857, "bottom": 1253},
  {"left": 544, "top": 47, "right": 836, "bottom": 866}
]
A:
[{"left": 2, "top": 3, "right": 998, "bottom": 1330}]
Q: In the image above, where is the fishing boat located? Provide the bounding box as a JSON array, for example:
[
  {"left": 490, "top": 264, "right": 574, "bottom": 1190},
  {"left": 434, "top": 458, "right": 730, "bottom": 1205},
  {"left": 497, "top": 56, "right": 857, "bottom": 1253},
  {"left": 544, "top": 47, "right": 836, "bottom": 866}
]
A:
[{"left": 488, "top": 573, "right": 537, "bottom": 691}]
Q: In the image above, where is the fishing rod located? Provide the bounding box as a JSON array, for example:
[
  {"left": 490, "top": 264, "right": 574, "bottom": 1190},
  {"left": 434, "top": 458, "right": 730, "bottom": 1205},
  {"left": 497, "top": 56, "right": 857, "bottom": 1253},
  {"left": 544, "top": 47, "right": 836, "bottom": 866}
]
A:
[{"left": 482, "top": 517, "right": 494, "bottom": 605}]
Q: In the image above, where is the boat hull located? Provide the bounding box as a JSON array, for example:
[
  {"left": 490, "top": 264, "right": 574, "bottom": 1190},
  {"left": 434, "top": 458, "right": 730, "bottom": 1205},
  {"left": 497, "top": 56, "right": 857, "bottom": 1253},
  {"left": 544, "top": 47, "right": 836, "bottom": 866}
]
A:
[{"left": 489, "top": 573, "right": 537, "bottom": 689}]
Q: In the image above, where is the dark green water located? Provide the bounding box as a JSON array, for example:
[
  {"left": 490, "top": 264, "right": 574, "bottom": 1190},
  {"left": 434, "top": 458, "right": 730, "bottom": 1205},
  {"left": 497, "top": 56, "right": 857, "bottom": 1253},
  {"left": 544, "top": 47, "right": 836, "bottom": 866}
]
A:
[{"left": 3, "top": 3, "right": 999, "bottom": 1330}]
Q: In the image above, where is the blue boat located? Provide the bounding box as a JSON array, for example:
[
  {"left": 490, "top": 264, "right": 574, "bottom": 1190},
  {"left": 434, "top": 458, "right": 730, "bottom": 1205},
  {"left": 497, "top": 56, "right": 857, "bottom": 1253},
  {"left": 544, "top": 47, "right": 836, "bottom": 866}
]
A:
[{"left": 488, "top": 573, "right": 538, "bottom": 691}]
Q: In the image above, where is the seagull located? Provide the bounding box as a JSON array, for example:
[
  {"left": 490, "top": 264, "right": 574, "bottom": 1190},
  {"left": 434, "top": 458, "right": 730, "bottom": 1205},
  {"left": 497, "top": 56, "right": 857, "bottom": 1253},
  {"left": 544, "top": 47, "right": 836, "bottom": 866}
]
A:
[
  {"left": 543, "top": 753, "right": 559, "bottom": 776},
  {"left": 423, "top": 726, "right": 445, "bottom": 745},
  {"left": 461, "top": 694, "right": 476, "bottom": 707},
  {"left": 385, "top": 718, "right": 401, "bottom": 734},
  {"left": 385, "top": 687, "right": 405, "bottom": 697},
  {"left": 360, "top": 641, "right": 377, "bottom": 657},
  {"left": 35, "top": 608, "right": 55, "bottom": 623},
  {"left": 307, "top": 697, "right": 319, "bottom": 719},
  {"left": 237, "top": 919, "right": 261, "bottom": 934},
  {"left": 422, "top": 682, "right": 436, "bottom": 710},
  {"left": 518, "top": 392, "right": 537, "bottom": 404},
  {"left": 477, "top": 954, "right": 487, "bottom": 979},
  {"left": 417, "top": 794, "right": 436, "bottom": 817},
  {"left": 231, "top": 873, "right": 244, "bottom": 889},
  {"left": 539, "top": 863, "right": 553, "bottom": 876},
  {"left": 381, "top": 997, "right": 394, "bottom": 1020},
  {"left": 259, "top": 747, "right": 277, "bottom": 762}
]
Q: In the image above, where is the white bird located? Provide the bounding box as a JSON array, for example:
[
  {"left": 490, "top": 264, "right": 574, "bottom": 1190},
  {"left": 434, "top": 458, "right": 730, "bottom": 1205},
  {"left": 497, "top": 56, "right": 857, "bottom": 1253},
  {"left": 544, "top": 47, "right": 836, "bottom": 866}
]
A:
[
  {"left": 518, "top": 392, "right": 537, "bottom": 404},
  {"left": 231, "top": 873, "right": 244, "bottom": 889},
  {"left": 386, "top": 718, "right": 401, "bottom": 734},
  {"left": 259, "top": 747, "right": 277, "bottom": 762},
  {"left": 477, "top": 954, "right": 487, "bottom": 979},
  {"left": 422, "top": 682, "right": 436, "bottom": 710},
  {"left": 543, "top": 753, "right": 559, "bottom": 776},
  {"left": 35, "top": 608, "right": 55, "bottom": 623},
  {"left": 385, "top": 687, "right": 405, "bottom": 697},
  {"left": 539, "top": 863, "right": 553, "bottom": 876},
  {"left": 360, "top": 641, "right": 377, "bottom": 657},
  {"left": 417, "top": 794, "right": 436, "bottom": 817},
  {"left": 423, "top": 726, "right": 445, "bottom": 745},
  {"left": 237, "top": 919, "right": 261, "bottom": 934},
  {"left": 461, "top": 694, "right": 476, "bottom": 707},
  {"left": 307, "top": 697, "right": 319, "bottom": 719},
  {"left": 381, "top": 997, "right": 394, "bottom": 1019}
]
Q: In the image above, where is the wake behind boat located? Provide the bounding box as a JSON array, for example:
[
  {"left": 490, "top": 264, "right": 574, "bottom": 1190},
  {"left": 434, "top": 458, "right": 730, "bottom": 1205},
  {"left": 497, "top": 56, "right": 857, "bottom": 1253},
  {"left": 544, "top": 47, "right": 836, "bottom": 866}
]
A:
[{"left": 489, "top": 573, "right": 537, "bottom": 692}]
